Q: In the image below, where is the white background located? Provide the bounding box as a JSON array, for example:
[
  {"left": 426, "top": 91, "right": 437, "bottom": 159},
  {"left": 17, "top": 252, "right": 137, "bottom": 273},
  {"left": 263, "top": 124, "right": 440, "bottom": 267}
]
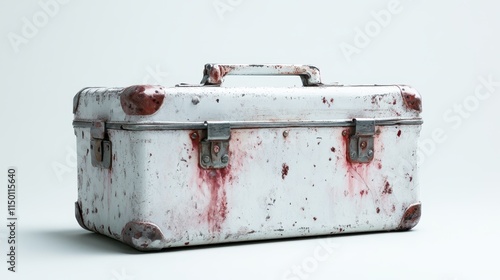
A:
[{"left": 1, "top": 0, "right": 499, "bottom": 279}]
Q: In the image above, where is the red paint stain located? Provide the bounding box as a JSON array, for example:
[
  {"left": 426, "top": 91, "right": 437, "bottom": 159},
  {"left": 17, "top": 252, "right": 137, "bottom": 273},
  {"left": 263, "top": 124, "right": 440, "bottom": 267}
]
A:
[
  {"left": 402, "top": 90, "right": 422, "bottom": 112},
  {"left": 120, "top": 85, "right": 165, "bottom": 115},
  {"left": 341, "top": 130, "right": 372, "bottom": 197},
  {"left": 322, "top": 97, "right": 332, "bottom": 108},
  {"left": 281, "top": 163, "right": 289, "bottom": 179},
  {"left": 189, "top": 131, "right": 200, "bottom": 153},
  {"left": 382, "top": 181, "right": 393, "bottom": 194},
  {"left": 331, "top": 147, "right": 336, "bottom": 152},
  {"left": 376, "top": 207, "right": 380, "bottom": 214},
  {"left": 377, "top": 162, "right": 382, "bottom": 169},
  {"left": 184, "top": 242, "right": 190, "bottom": 245},
  {"left": 190, "top": 132, "right": 247, "bottom": 233},
  {"left": 397, "top": 130, "right": 402, "bottom": 137},
  {"left": 198, "top": 167, "right": 232, "bottom": 232},
  {"left": 409, "top": 176, "right": 413, "bottom": 182}
]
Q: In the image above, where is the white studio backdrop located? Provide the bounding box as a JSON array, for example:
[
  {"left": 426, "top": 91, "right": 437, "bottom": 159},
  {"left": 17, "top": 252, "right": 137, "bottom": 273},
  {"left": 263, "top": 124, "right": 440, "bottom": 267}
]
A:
[{"left": 0, "top": 0, "right": 498, "bottom": 279}]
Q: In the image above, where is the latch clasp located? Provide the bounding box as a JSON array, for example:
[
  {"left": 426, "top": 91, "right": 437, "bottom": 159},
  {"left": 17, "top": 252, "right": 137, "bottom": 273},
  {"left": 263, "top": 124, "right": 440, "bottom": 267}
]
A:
[
  {"left": 200, "top": 122, "right": 231, "bottom": 169},
  {"left": 348, "top": 119, "right": 375, "bottom": 163},
  {"left": 90, "top": 120, "right": 112, "bottom": 169}
]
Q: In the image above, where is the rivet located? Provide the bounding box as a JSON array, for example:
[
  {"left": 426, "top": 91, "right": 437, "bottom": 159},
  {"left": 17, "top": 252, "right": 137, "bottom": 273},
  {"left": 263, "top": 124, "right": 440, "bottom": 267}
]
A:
[
  {"left": 213, "top": 145, "right": 220, "bottom": 154},
  {"left": 192, "top": 97, "right": 200, "bottom": 105},
  {"left": 342, "top": 130, "right": 348, "bottom": 137},
  {"left": 221, "top": 154, "right": 229, "bottom": 164},
  {"left": 283, "top": 130, "right": 289, "bottom": 137},
  {"left": 190, "top": 133, "right": 198, "bottom": 140},
  {"left": 368, "top": 150, "right": 374, "bottom": 157},
  {"left": 360, "top": 141, "right": 367, "bottom": 149},
  {"left": 202, "top": 155, "right": 211, "bottom": 164}
]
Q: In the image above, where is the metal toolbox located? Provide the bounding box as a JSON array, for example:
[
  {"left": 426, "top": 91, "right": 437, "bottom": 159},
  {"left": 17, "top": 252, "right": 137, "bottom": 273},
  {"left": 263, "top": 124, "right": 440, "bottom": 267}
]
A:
[{"left": 72, "top": 64, "right": 423, "bottom": 251}]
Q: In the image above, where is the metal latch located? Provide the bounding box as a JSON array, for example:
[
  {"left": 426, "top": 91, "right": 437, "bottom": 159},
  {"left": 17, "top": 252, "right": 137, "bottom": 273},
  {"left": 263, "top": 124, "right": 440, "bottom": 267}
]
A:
[
  {"left": 200, "top": 122, "right": 231, "bottom": 169},
  {"left": 348, "top": 119, "right": 375, "bottom": 163},
  {"left": 90, "top": 120, "right": 112, "bottom": 169}
]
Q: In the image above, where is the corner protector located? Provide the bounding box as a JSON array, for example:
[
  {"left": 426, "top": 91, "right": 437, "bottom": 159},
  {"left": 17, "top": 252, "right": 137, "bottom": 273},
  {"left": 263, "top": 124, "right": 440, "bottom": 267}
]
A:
[
  {"left": 397, "top": 202, "right": 422, "bottom": 231},
  {"left": 73, "top": 88, "right": 89, "bottom": 114},
  {"left": 120, "top": 85, "right": 166, "bottom": 116},
  {"left": 121, "top": 221, "right": 167, "bottom": 251},
  {"left": 75, "top": 201, "right": 91, "bottom": 231},
  {"left": 397, "top": 85, "right": 422, "bottom": 113}
]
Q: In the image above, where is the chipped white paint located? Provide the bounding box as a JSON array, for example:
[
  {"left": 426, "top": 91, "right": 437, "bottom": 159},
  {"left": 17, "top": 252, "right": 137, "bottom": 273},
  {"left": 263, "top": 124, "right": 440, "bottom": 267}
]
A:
[{"left": 74, "top": 70, "right": 422, "bottom": 251}]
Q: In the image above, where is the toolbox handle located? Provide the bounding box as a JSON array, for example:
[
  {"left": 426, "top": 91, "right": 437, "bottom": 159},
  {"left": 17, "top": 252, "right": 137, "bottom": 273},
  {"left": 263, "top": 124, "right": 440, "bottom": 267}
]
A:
[{"left": 200, "top": 64, "right": 322, "bottom": 86}]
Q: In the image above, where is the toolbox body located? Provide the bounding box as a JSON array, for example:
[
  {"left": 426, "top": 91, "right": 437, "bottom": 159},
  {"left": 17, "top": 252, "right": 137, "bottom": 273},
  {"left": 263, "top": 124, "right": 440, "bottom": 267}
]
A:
[{"left": 73, "top": 64, "right": 422, "bottom": 251}]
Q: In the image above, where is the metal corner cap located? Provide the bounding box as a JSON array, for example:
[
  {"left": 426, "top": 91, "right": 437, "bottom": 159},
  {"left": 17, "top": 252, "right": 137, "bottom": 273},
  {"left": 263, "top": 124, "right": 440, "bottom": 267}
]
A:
[
  {"left": 73, "top": 87, "right": 90, "bottom": 114},
  {"left": 120, "top": 85, "right": 166, "bottom": 116},
  {"left": 398, "top": 202, "right": 422, "bottom": 231},
  {"left": 397, "top": 85, "right": 422, "bottom": 113},
  {"left": 75, "top": 201, "right": 91, "bottom": 231},
  {"left": 121, "top": 221, "right": 167, "bottom": 251}
]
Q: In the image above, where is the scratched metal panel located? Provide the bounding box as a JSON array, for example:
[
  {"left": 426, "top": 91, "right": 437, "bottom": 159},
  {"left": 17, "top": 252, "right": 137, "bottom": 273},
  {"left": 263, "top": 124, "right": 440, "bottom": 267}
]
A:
[
  {"left": 75, "top": 124, "right": 420, "bottom": 250},
  {"left": 73, "top": 85, "right": 420, "bottom": 123},
  {"left": 73, "top": 64, "right": 422, "bottom": 251}
]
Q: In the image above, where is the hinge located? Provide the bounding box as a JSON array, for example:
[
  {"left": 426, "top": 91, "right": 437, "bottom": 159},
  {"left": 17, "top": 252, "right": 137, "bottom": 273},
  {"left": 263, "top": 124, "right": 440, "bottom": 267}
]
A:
[
  {"left": 348, "top": 119, "right": 375, "bottom": 163},
  {"left": 200, "top": 122, "right": 231, "bottom": 169},
  {"left": 90, "top": 120, "right": 112, "bottom": 169}
]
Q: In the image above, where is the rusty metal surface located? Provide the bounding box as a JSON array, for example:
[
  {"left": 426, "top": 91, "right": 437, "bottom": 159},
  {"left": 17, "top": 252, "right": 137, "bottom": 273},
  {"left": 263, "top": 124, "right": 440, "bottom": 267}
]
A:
[
  {"left": 121, "top": 221, "right": 168, "bottom": 251},
  {"left": 74, "top": 201, "right": 90, "bottom": 231},
  {"left": 397, "top": 202, "right": 422, "bottom": 230},
  {"left": 74, "top": 85, "right": 420, "bottom": 124},
  {"left": 74, "top": 65, "right": 422, "bottom": 250},
  {"left": 120, "top": 85, "right": 166, "bottom": 116},
  {"left": 398, "top": 85, "right": 422, "bottom": 112},
  {"left": 74, "top": 124, "right": 421, "bottom": 250},
  {"left": 200, "top": 64, "right": 322, "bottom": 86}
]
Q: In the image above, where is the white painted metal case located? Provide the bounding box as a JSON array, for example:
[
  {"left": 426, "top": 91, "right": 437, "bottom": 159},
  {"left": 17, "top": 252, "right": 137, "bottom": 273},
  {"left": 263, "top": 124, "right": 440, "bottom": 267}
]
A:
[{"left": 73, "top": 64, "right": 423, "bottom": 251}]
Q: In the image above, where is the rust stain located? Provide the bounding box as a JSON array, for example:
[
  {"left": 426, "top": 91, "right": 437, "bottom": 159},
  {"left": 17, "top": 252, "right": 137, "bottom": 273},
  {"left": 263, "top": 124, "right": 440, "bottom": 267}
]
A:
[
  {"left": 281, "top": 163, "right": 289, "bottom": 180},
  {"left": 382, "top": 181, "right": 393, "bottom": 194},
  {"left": 322, "top": 97, "right": 333, "bottom": 107},
  {"left": 121, "top": 221, "right": 166, "bottom": 251},
  {"left": 341, "top": 129, "right": 373, "bottom": 197},
  {"left": 400, "top": 87, "right": 422, "bottom": 112},
  {"left": 397, "top": 203, "right": 422, "bottom": 230},
  {"left": 120, "top": 85, "right": 165, "bottom": 115},
  {"left": 397, "top": 130, "right": 402, "bottom": 137},
  {"left": 198, "top": 167, "right": 232, "bottom": 232},
  {"left": 74, "top": 201, "right": 90, "bottom": 231}
]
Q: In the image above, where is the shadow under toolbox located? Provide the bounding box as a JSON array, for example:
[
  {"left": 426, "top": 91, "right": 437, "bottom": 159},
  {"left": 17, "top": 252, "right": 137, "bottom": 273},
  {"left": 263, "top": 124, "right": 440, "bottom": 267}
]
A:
[{"left": 72, "top": 64, "right": 423, "bottom": 251}]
